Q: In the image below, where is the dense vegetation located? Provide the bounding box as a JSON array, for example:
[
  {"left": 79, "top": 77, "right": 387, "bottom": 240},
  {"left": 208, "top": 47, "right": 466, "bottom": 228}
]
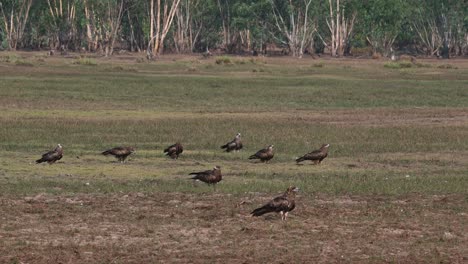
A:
[{"left": 0, "top": 0, "right": 467, "bottom": 57}]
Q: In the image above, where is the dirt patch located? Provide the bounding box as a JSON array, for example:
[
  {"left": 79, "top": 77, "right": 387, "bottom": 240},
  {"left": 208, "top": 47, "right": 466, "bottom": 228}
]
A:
[{"left": 0, "top": 193, "right": 466, "bottom": 263}]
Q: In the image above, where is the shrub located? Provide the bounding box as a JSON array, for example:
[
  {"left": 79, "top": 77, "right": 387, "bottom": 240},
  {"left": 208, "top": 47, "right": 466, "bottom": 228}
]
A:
[
  {"left": 14, "top": 60, "right": 34, "bottom": 67},
  {"left": 215, "top": 56, "right": 232, "bottom": 65},
  {"left": 437, "top": 64, "right": 458, "bottom": 69},
  {"left": 384, "top": 61, "right": 412, "bottom": 69},
  {"left": 73, "top": 57, "right": 97, "bottom": 66}
]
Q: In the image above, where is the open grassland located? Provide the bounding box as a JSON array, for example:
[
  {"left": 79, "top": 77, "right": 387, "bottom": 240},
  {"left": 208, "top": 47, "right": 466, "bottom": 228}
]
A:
[{"left": 0, "top": 52, "right": 467, "bottom": 263}]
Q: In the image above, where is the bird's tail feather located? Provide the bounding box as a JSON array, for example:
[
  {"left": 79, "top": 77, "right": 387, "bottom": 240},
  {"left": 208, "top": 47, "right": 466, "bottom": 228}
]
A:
[
  {"left": 35, "top": 158, "right": 44, "bottom": 164},
  {"left": 101, "top": 150, "right": 111, "bottom": 156},
  {"left": 296, "top": 156, "right": 305, "bottom": 163},
  {"left": 248, "top": 155, "right": 257, "bottom": 160},
  {"left": 251, "top": 206, "right": 270, "bottom": 217},
  {"left": 220, "top": 144, "right": 227, "bottom": 149}
]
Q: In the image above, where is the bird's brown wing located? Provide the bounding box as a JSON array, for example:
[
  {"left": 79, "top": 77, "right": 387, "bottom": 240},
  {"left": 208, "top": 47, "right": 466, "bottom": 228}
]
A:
[
  {"left": 269, "top": 196, "right": 291, "bottom": 212},
  {"left": 110, "top": 147, "right": 130, "bottom": 156},
  {"left": 42, "top": 150, "right": 61, "bottom": 162},
  {"left": 164, "top": 144, "right": 176, "bottom": 153},
  {"left": 190, "top": 170, "right": 214, "bottom": 183},
  {"left": 176, "top": 144, "right": 183, "bottom": 154},
  {"left": 255, "top": 148, "right": 269, "bottom": 158},
  {"left": 252, "top": 195, "right": 289, "bottom": 216},
  {"left": 221, "top": 139, "right": 236, "bottom": 151},
  {"left": 304, "top": 150, "right": 325, "bottom": 160}
]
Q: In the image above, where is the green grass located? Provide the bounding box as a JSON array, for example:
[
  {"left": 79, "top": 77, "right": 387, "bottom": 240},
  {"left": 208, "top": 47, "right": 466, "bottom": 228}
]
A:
[{"left": 0, "top": 53, "right": 467, "bottom": 196}]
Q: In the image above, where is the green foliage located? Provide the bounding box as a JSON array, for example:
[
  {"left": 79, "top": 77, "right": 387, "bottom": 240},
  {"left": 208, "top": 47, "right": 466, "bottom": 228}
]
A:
[{"left": 0, "top": 0, "right": 467, "bottom": 56}]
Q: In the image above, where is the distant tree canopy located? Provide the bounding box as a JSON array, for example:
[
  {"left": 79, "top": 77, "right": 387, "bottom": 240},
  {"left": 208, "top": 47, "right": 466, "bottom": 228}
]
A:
[{"left": 0, "top": 0, "right": 466, "bottom": 57}]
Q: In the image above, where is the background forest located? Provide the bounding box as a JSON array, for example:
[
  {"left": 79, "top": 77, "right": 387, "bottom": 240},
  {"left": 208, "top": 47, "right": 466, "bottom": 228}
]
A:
[{"left": 0, "top": 0, "right": 467, "bottom": 58}]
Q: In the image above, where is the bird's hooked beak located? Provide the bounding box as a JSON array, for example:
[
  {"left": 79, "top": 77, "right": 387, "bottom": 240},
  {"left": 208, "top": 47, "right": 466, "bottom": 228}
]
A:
[
  {"left": 270, "top": 145, "right": 274, "bottom": 148},
  {"left": 293, "top": 187, "right": 300, "bottom": 192},
  {"left": 324, "top": 144, "right": 330, "bottom": 148}
]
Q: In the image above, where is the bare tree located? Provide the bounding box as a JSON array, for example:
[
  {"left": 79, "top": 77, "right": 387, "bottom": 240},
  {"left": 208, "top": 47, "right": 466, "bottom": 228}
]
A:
[
  {"left": 325, "top": 0, "right": 356, "bottom": 57},
  {"left": 412, "top": 16, "right": 442, "bottom": 56},
  {"left": 270, "top": 0, "right": 315, "bottom": 58},
  {"left": 84, "top": 0, "right": 125, "bottom": 56},
  {"left": 46, "top": 0, "right": 77, "bottom": 51},
  {"left": 149, "top": 0, "right": 182, "bottom": 56},
  {"left": 83, "top": 0, "right": 98, "bottom": 51},
  {"left": 0, "top": 0, "right": 32, "bottom": 50},
  {"left": 173, "top": 0, "right": 192, "bottom": 53}
]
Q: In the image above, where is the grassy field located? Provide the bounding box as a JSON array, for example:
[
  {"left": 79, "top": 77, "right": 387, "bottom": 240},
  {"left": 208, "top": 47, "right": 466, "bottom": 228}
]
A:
[{"left": 0, "top": 52, "right": 467, "bottom": 263}]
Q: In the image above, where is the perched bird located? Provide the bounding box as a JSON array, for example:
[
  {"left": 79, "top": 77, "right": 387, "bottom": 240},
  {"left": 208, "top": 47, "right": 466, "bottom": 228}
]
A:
[
  {"left": 249, "top": 145, "right": 274, "bottom": 163},
  {"left": 189, "top": 166, "right": 222, "bottom": 189},
  {"left": 251, "top": 186, "right": 299, "bottom": 221},
  {"left": 102, "top": 146, "right": 135, "bottom": 163},
  {"left": 164, "top": 142, "right": 183, "bottom": 159},
  {"left": 36, "top": 144, "right": 63, "bottom": 164},
  {"left": 296, "top": 144, "right": 330, "bottom": 165},
  {"left": 221, "top": 133, "right": 243, "bottom": 152}
]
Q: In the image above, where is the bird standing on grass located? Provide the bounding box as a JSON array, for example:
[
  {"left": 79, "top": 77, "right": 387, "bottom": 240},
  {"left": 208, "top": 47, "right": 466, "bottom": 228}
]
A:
[
  {"left": 164, "top": 142, "right": 184, "bottom": 159},
  {"left": 296, "top": 144, "right": 330, "bottom": 165},
  {"left": 101, "top": 146, "right": 135, "bottom": 163},
  {"left": 36, "top": 144, "right": 63, "bottom": 164},
  {"left": 189, "top": 166, "right": 222, "bottom": 190},
  {"left": 251, "top": 186, "right": 299, "bottom": 221},
  {"left": 249, "top": 145, "right": 274, "bottom": 163},
  {"left": 221, "top": 133, "right": 243, "bottom": 152}
]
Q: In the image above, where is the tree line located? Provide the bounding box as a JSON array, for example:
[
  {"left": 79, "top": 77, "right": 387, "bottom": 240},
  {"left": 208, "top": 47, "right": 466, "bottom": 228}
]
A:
[{"left": 0, "top": 0, "right": 466, "bottom": 58}]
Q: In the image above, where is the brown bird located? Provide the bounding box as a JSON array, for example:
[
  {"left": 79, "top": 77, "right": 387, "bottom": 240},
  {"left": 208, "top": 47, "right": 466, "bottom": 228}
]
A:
[
  {"left": 251, "top": 186, "right": 299, "bottom": 221},
  {"left": 164, "top": 142, "right": 183, "bottom": 159},
  {"left": 296, "top": 144, "right": 330, "bottom": 164},
  {"left": 249, "top": 145, "right": 274, "bottom": 163},
  {"left": 221, "top": 133, "right": 243, "bottom": 152},
  {"left": 102, "top": 146, "right": 135, "bottom": 163},
  {"left": 36, "top": 144, "right": 63, "bottom": 164},
  {"left": 189, "top": 166, "right": 222, "bottom": 189}
]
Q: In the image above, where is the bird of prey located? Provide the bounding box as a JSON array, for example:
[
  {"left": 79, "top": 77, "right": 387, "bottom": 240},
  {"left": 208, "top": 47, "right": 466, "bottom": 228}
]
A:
[
  {"left": 164, "top": 142, "right": 183, "bottom": 159},
  {"left": 36, "top": 144, "right": 63, "bottom": 164},
  {"left": 251, "top": 186, "right": 299, "bottom": 221},
  {"left": 249, "top": 145, "right": 274, "bottom": 163},
  {"left": 102, "top": 146, "right": 135, "bottom": 163},
  {"left": 189, "top": 166, "right": 222, "bottom": 188},
  {"left": 296, "top": 144, "right": 330, "bottom": 165},
  {"left": 221, "top": 133, "right": 243, "bottom": 152}
]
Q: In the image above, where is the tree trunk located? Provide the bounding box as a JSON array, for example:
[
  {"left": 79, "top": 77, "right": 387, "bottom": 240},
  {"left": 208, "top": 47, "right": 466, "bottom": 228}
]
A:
[{"left": 0, "top": 0, "right": 33, "bottom": 50}]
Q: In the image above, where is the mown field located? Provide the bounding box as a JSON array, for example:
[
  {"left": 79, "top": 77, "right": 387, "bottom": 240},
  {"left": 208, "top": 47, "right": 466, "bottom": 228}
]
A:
[{"left": 0, "top": 52, "right": 467, "bottom": 263}]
